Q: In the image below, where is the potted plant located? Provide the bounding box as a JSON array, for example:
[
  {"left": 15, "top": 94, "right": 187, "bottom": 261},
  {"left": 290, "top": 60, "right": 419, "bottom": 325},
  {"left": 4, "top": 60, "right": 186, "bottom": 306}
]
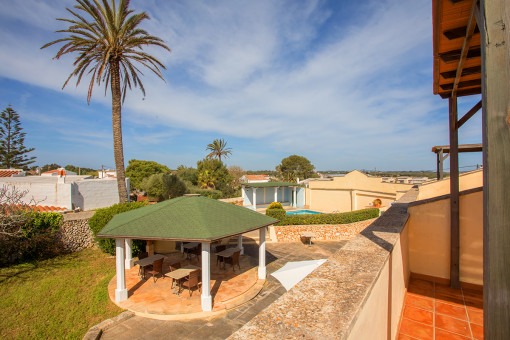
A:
[{"left": 372, "top": 199, "right": 382, "bottom": 208}]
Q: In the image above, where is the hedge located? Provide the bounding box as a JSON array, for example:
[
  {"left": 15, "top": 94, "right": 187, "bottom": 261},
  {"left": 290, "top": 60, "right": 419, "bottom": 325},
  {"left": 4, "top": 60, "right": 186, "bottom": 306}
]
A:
[
  {"left": 88, "top": 201, "right": 148, "bottom": 255},
  {"left": 276, "top": 208, "right": 379, "bottom": 226},
  {"left": 267, "top": 202, "right": 284, "bottom": 210},
  {"left": 265, "top": 208, "right": 286, "bottom": 220}
]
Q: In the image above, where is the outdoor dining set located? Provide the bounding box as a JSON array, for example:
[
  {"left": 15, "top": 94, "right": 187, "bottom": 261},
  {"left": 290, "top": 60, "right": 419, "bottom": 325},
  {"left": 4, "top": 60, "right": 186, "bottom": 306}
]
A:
[{"left": 134, "top": 242, "right": 243, "bottom": 297}]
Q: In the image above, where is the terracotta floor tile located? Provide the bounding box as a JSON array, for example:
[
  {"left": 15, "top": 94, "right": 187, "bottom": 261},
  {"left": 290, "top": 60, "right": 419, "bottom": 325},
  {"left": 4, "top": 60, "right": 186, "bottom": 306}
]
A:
[
  {"left": 435, "top": 300, "right": 468, "bottom": 320},
  {"left": 435, "top": 328, "right": 472, "bottom": 340},
  {"left": 435, "top": 314, "right": 471, "bottom": 337},
  {"left": 398, "top": 333, "right": 419, "bottom": 340},
  {"left": 467, "top": 308, "right": 483, "bottom": 325},
  {"left": 400, "top": 318, "right": 434, "bottom": 340},
  {"left": 403, "top": 305, "right": 434, "bottom": 325},
  {"left": 470, "top": 323, "right": 484, "bottom": 339},
  {"left": 435, "top": 292, "right": 465, "bottom": 307},
  {"left": 406, "top": 294, "right": 434, "bottom": 311}
]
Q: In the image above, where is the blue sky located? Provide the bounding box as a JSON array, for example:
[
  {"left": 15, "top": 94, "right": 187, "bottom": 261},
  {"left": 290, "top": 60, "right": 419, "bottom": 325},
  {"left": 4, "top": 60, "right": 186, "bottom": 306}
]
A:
[{"left": 0, "top": 0, "right": 483, "bottom": 171}]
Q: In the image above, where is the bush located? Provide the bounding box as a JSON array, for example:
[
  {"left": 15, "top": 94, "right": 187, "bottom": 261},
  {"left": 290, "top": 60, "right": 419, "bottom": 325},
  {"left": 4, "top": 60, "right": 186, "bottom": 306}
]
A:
[
  {"left": 276, "top": 208, "right": 379, "bottom": 226},
  {"left": 265, "top": 208, "right": 286, "bottom": 220},
  {"left": 267, "top": 202, "right": 284, "bottom": 210},
  {"left": 0, "top": 212, "right": 64, "bottom": 267},
  {"left": 187, "top": 187, "right": 223, "bottom": 199},
  {"left": 140, "top": 173, "right": 186, "bottom": 201},
  {"left": 88, "top": 201, "right": 148, "bottom": 255}
]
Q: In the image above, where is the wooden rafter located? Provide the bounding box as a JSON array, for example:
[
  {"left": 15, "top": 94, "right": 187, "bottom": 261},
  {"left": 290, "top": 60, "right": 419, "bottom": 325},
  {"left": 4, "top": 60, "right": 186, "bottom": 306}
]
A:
[
  {"left": 452, "top": 0, "right": 479, "bottom": 97},
  {"left": 457, "top": 100, "right": 482, "bottom": 128}
]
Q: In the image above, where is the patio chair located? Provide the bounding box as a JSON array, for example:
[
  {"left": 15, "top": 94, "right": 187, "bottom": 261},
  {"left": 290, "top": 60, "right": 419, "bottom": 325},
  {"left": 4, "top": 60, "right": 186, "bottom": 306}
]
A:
[
  {"left": 169, "top": 262, "right": 182, "bottom": 288},
  {"left": 137, "top": 252, "right": 150, "bottom": 278},
  {"left": 224, "top": 250, "right": 241, "bottom": 272},
  {"left": 190, "top": 244, "right": 201, "bottom": 262},
  {"left": 146, "top": 258, "right": 164, "bottom": 283},
  {"left": 215, "top": 245, "right": 227, "bottom": 266},
  {"left": 181, "top": 269, "right": 201, "bottom": 297}
]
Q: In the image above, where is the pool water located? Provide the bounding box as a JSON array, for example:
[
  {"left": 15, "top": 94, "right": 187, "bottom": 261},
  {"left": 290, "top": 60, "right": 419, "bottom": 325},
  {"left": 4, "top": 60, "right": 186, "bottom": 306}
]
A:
[{"left": 286, "top": 210, "right": 322, "bottom": 215}]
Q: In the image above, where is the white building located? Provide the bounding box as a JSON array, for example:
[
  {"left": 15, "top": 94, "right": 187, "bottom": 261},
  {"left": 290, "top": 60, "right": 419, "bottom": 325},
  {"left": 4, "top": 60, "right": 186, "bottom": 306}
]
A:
[
  {"left": 0, "top": 174, "right": 130, "bottom": 211},
  {"left": 41, "top": 168, "right": 77, "bottom": 176},
  {"left": 240, "top": 174, "right": 270, "bottom": 183}
]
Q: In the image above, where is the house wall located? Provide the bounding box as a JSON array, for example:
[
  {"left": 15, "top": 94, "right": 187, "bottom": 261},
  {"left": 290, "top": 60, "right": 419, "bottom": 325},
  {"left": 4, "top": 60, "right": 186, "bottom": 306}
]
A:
[
  {"left": 417, "top": 169, "right": 482, "bottom": 200},
  {"left": 308, "top": 170, "right": 413, "bottom": 213},
  {"left": 73, "top": 178, "right": 129, "bottom": 210},
  {"left": 0, "top": 180, "right": 73, "bottom": 209},
  {"left": 407, "top": 189, "right": 483, "bottom": 285}
]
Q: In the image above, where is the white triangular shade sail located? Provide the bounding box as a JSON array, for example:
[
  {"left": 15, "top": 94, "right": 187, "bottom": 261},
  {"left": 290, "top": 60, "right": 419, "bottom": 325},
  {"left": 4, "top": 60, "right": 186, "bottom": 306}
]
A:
[{"left": 271, "top": 259, "right": 327, "bottom": 291}]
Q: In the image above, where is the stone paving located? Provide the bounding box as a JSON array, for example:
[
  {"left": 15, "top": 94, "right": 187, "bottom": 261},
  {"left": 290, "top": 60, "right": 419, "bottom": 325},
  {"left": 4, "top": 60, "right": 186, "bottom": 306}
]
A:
[{"left": 100, "top": 237, "right": 347, "bottom": 340}]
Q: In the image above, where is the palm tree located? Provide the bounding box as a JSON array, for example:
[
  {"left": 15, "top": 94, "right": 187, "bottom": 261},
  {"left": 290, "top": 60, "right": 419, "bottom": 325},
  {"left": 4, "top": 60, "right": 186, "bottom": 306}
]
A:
[
  {"left": 42, "top": 0, "right": 170, "bottom": 202},
  {"left": 197, "top": 170, "right": 216, "bottom": 190},
  {"left": 205, "top": 139, "right": 232, "bottom": 162}
]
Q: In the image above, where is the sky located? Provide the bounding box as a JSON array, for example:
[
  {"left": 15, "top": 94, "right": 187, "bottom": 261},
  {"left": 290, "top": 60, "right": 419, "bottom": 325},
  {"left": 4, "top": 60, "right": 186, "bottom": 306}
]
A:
[{"left": 0, "top": 0, "right": 483, "bottom": 172}]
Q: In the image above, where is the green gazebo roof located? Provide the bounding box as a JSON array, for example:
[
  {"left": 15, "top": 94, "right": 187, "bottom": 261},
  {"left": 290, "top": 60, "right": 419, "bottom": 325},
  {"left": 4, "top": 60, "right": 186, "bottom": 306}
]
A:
[
  {"left": 242, "top": 181, "right": 298, "bottom": 188},
  {"left": 97, "top": 195, "right": 278, "bottom": 241}
]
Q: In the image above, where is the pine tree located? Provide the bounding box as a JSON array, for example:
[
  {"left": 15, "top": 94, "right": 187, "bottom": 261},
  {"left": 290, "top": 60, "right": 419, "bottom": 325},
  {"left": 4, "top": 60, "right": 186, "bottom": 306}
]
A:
[{"left": 0, "top": 106, "right": 36, "bottom": 169}]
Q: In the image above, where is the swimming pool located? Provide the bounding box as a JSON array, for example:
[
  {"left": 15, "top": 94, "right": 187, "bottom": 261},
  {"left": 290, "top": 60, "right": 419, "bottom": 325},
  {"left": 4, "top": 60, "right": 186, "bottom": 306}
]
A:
[{"left": 286, "top": 210, "right": 322, "bottom": 215}]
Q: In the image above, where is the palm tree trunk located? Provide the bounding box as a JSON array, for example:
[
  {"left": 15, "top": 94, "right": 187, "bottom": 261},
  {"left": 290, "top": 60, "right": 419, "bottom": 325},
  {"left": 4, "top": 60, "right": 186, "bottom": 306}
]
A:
[{"left": 110, "top": 60, "right": 128, "bottom": 203}]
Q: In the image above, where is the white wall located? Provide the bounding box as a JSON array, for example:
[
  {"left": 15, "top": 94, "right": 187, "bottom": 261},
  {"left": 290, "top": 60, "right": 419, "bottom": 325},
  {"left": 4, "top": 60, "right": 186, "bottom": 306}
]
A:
[{"left": 0, "top": 180, "right": 73, "bottom": 209}]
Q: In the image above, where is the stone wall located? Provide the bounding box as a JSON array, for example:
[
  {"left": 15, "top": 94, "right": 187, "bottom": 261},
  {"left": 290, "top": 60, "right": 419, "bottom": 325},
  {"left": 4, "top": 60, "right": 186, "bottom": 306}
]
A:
[
  {"left": 271, "top": 218, "right": 377, "bottom": 242},
  {"left": 55, "top": 212, "right": 95, "bottom": 252}
]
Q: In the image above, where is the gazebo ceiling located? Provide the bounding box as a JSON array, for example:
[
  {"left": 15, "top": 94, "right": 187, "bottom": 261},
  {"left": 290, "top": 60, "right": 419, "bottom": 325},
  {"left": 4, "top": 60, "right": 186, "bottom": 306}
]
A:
[
  {"left": 98, "top": 195, "right": 278, "bottom": 241},
  {"left": 433, "top": 0, "right": 481, "bottom": 98}
]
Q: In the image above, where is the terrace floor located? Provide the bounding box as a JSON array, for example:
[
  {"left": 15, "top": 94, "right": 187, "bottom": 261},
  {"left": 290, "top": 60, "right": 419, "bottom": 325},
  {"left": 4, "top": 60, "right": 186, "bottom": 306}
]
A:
[{"left": 399, "top": 278, "right": 484, "bottom": 340}]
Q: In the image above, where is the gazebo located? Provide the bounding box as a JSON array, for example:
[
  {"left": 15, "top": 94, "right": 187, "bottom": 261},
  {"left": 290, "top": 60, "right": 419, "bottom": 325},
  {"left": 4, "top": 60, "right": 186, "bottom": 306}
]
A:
[
  {"left": 241, "top": 181, "right": 301, "bottom": 210},
  {"left": 97, "top": 195, "right": 278, "bottom": 312}
]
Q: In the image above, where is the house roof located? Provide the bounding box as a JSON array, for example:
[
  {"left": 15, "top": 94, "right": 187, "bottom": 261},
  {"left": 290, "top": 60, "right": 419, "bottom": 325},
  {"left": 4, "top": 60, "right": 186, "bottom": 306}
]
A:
[
  {"left": 244, "top": 175, "right": 269, "bottom": 180},
  {"left": 242, "top": 181, "right": 299, "bottom": 188},
  {"left": 0, "top": 169, "right": 22, "bottom": 177},
  {"left": 433, "top": 0, "right": 481, "bottom": 98},
  {"left": 97, "top": 195, "right": 278, "bottom": 241}
]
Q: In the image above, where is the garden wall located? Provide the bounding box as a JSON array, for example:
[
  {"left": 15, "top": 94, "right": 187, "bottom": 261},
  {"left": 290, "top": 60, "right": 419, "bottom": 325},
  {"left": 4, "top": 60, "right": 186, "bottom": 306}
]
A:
[
  {"left": 55, "top": 212, "right": 95, "bottom": 252},
  {"left": 269, "top": 218, "right": 376, "bottom": 242}
]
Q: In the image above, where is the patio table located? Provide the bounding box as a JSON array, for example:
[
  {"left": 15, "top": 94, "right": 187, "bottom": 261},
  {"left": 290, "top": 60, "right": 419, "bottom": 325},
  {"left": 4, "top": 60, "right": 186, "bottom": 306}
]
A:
[
  {"left": 166, "top": 265, "right": 200, "bottom": 296},
  {"left": 134, "top": 254, "right": 167, "bottom": 280},
  {"left": 301, "top": 231, "right": 316, "bottom": 247},
  {"left": 182, "top": 242, "right": 200, "bottom": 259},
  {"left": 216, "top": 247, "right": 241, "bottom": 269}
]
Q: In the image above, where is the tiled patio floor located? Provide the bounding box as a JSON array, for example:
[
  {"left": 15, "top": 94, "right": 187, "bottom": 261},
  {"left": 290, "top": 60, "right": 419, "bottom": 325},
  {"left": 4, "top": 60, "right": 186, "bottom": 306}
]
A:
[
  {"left": 107, "top": 251, "right": 259, "bottom": 317},
  {"left": 399, "top": 278, "right": 484, "bottom": 340}
]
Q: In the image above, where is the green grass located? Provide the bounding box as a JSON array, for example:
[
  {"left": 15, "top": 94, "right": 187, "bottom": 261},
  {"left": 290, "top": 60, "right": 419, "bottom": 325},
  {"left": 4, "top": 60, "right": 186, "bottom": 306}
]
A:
[{"left": 0, "top": 247, "right": 123, "bottom": 339}]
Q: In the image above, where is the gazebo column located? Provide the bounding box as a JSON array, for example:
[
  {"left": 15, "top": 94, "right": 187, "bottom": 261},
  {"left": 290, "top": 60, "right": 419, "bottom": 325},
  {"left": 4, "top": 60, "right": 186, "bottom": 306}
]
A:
[
  {"left": 281, "top": 187, "right": 285, "bottom": 204},
  {"left": 258, "top": 227, "right": 266, "bottom": 279},
  {"left": 274, "top": 187, "right": 279, "bottom": 203},
  {"left": 115, "top": 238, "right": 128, "bottom": 302},
  {"left": 292, "top": 187, "right": 297, "bottom": 208},
  {"left": 237, "top": 234, "right": 244, "bottom": 255},
  {"left": 201, "top": 242, "right": 212, "bottom": 311},
  {"left": 124, "top": 239, "right": 133, "bottom": 269},
  {"left": 252, "top": 188, "right": 257, "bottom": 211},
  {"left": 146, "top": 240, "right": 154, "bottom": 256}
]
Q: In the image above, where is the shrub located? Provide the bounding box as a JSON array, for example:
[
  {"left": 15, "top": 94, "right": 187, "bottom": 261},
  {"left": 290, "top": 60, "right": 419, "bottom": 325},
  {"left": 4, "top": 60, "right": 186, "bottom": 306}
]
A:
[
  {"left": 88, "top": 201, "right": 148, "bottom": 255},
  {"left": 140, "top": 173, "right": 186, "bottom": 201},
  {"left": 0, "top": 212, "right": 64, "bottom": 267},
  {"left": 187, "top": 187, "right": 223, "bottom": 199},
  {"left": 276, "top": 208, "right": 379, "bottom": 226},
  {"left": 267, "top": 202, "right": 284, "bottom": 210},
  {"left": 265, "top": 208, "right": 286, "bottom": 221}
]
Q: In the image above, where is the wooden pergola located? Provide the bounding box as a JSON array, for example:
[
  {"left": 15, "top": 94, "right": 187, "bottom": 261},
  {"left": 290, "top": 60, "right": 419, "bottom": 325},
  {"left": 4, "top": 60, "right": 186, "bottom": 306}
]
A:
[
  {"left": 433, "top": 0, "right": 509, "bottom": 338},
  {"left": 431, "top": 143, "right": 482, "bottom": 180}
]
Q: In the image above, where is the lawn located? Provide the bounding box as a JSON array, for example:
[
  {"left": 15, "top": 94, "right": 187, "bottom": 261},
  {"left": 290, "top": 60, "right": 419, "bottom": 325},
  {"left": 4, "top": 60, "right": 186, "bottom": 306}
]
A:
[{"left": 0, "top": 247, "right": 123, "bottom": 339}]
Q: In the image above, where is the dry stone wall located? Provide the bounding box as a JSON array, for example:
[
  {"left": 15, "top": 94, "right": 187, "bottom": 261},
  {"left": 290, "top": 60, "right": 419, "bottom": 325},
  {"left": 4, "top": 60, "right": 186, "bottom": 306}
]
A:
[
  {"left": 272, "top": 218, "right": 376, "bottom": 242},
  {"left": 55, "top": 211, "right": 95, "bottom": 252}
]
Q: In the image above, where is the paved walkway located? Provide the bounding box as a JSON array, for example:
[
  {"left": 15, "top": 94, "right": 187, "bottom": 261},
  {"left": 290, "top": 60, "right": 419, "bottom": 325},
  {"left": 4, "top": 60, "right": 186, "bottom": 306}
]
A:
[{"left": 100, "top": 237, "right": 347, "bottom": 340}]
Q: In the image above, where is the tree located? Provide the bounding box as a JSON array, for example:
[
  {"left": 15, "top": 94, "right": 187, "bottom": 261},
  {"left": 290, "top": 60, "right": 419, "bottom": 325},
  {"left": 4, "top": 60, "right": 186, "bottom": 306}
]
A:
[
  {"left": 276, "top": 155, "right": 317, "bottom": 182},
  {"left": 140, "top": 173, "right": 186, "bottom": 201},
  {"left": 0, "top": 106, "right": 36, "bottom": 169},
  {"left": 206, "top": 139, "right": 232, "bottom": 162},
  {"left": 175, "top": 165, "right": 198, "bottom": 186},
  {"left": 40, "top": 164, "right": 61, "bottom": 173},
  {"left": 125, "top": 159, "right": 171, "bottom": 190},
  {"left": 42, "top": 0, "right": 171, "bottom": 203},
  {"left": 228, "top": 165, "right": 245, "bottom": 190},
  {"left": 0, "top": 185, "right": 38, "bottom": 237},
  {"left": 65, "top": 164, "right": 95, "bottom": 176},
  {"left": 196, "top": 158, "right": 232, "bottom": 195}
]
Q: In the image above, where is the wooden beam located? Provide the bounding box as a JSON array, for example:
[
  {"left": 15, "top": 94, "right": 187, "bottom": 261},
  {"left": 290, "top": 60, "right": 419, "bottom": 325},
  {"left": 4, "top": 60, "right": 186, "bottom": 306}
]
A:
[
  {"left": 433, "top": 0, "right": 441, "bottom": 95},
  {"left": 440, "top": 79, "right": 481, "bottom": 90},
  {"left": 439, "top": 86, "right": 482, "bottom": 98},
  {"left": 449, "top": 96, "right": 460, "bottom": 289},
  {"left": 457, "top": 100, "right": 482, "bottom": 128},
  {"left": 443, "top": 25, "right": 480, "bottom": 40},
  {"left": 452, "top": 0, "right": 480, "bottom": 97},
  {"left": 440, "top": 66, "right": 481, "bottom": 79},
  {"left": 439, "top": 46, "right": 481, "bottom": 63},
  {"left": 480, "top": 0, "right": 510, "bottom": 338}
]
